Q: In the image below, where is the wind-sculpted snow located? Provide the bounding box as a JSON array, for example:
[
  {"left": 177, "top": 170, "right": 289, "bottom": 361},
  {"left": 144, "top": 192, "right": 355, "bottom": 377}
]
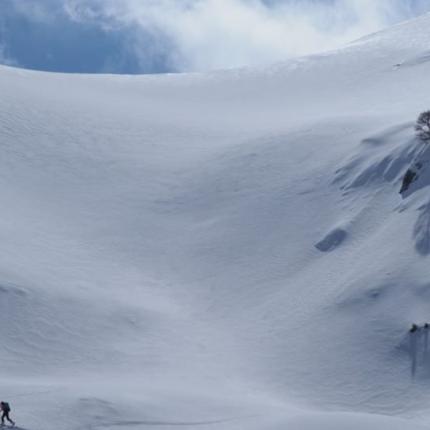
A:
[
  {"left": 315, "top": 228, "right": 348, "bottom": 252},
  {"left": 396, "top": 50, "right": 430, "bottom": 69},
  {"left": 333, "top": 123, "right": 417, "bottom": 190},
  {"left": 414, "top": 203, "right": 430, "bottom": 255},
  {"left": 3, "top": 12, "right": 430, "bottom": 430}
]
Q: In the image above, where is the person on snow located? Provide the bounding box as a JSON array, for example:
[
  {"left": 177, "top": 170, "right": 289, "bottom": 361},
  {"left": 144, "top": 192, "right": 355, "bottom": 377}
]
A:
[{"left": 0, "top": 402, "right": 14, "bottom": 427}]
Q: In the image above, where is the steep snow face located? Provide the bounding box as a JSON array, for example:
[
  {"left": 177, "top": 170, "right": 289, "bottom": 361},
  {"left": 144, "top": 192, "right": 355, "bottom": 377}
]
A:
[{"left": 2, "top": 12, "right": 430, "bottom": 430}]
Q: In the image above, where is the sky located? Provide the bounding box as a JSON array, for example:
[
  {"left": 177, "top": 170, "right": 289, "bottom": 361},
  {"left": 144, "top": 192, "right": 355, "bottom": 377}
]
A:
[{"left": 0, "top": 0, "right": 429, "bottom": 74}]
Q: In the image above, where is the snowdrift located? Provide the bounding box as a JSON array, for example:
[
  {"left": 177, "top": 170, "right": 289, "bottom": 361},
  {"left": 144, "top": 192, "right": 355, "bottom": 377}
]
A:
[{"left": 2, "top": 12, "right": 430, "bottom": 430}]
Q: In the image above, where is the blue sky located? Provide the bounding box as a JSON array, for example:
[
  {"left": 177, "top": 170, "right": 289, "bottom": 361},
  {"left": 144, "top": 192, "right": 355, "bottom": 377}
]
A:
[{"left": 1, "top": 0, "right": 429, "bottom": 74}]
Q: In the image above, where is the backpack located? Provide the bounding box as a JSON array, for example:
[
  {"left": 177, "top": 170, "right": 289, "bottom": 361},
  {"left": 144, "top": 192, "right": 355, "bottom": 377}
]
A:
[{"left": 1, "top": 402, "right": 10, "bottom": 412}]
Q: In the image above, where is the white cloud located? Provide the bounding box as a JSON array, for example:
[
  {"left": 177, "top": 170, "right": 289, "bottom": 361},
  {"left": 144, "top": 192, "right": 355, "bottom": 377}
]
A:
[
  {"left": 59, "top": 0, "right": 430, "bottom": 71},
  {"left": 1, "top": 0, "right": 430, "bottom": 72}
]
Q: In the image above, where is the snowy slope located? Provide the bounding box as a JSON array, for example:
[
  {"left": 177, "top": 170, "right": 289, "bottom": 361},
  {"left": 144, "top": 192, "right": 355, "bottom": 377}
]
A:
[{"left": 2, "top": 12, "right": 430, "bottom": 430}]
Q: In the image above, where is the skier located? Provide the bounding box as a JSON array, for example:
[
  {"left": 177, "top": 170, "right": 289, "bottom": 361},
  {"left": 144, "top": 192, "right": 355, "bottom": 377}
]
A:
[{"left": 0, "top": 402, "right": 14, "bottom": 427}]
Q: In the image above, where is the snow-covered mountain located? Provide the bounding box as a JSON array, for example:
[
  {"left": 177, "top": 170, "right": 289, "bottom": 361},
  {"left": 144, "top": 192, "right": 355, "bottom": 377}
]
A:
[{"left": 2, "top": 11, "right": 430, "bottom": 430}]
